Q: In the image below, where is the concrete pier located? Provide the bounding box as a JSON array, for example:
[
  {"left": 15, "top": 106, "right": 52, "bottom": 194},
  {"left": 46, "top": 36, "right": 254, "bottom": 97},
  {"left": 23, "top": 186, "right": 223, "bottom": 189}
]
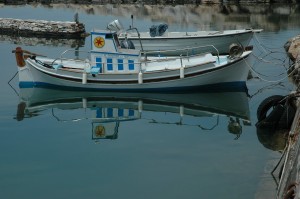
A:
[
  {"left": 0, "top": 18, "right": 86, "bottom": 39},
  {"left": 276, "top": 37, "right": 300, "bottom": 198},
  {"left": 276, "top": 97, "right": 300, "bottom": 199}
]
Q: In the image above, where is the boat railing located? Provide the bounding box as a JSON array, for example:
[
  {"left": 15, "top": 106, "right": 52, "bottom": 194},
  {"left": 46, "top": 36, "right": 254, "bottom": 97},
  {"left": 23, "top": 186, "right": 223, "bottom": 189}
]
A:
[
  {"left": 51, "top": 49, "right": 91, "bottom": 65},
  {"left": 125, "top": 27, "right": 144, "bottom": 52},
  {"left": 48, "top": 46, "right": 220, "bottom": 74},
  {"left": 142, "top": 44, "right": 220, "bottom": 60}
]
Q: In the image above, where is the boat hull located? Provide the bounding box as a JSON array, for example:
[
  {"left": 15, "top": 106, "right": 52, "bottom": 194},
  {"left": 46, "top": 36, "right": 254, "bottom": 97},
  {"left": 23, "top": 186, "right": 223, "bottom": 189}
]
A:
[
  {"left": 18, "top": 51, "right": 252, "bottom": 92},
  {"left": 119, "top": 30, "right": 254, "bottom": 55}
]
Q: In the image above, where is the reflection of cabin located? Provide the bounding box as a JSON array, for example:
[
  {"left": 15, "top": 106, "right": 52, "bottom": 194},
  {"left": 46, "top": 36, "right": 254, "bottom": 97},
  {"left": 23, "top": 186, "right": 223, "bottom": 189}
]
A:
[
  {"left": 92, "top": 106, "right": 139, "bottom": 140},
  {"left": 89, "top": 29, "right": 141, "bottom": 75}
]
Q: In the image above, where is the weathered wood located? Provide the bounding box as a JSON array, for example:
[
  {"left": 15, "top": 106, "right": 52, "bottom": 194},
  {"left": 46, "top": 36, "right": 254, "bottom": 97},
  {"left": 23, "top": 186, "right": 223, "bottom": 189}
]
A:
[
  {"left": 0, "top": 18, "right": 86, "bottom": 39},
  {"left": 277, "top": 96, "right": 300, "bottom": 199}
]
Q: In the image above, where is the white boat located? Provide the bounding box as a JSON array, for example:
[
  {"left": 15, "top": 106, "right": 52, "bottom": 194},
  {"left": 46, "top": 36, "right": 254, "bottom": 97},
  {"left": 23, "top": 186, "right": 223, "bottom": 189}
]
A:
[
  {"left": 16, "top": 87, "right": 251, "bottom": 140},
  {"left": 108, "top": 20, "right": 261, "bottom": 56},
  {"left": 13, "top": 28, "right": 252, "bottom": 92}
]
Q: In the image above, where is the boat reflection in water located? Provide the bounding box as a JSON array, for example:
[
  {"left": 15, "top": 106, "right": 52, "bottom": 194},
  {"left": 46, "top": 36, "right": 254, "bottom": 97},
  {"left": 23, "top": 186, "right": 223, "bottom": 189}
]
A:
[{"left": 16, "top": 88, "right": 251, "bottom": 141}]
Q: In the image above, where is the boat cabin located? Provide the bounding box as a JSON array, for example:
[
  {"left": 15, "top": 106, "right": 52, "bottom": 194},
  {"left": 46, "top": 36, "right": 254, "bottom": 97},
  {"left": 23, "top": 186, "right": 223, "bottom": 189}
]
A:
[
  {"left": 90, "top": 29, "right": 141, "bottom": 74},
  {"left": 92, "top": 106, "right": 139, "bottom": 140}
]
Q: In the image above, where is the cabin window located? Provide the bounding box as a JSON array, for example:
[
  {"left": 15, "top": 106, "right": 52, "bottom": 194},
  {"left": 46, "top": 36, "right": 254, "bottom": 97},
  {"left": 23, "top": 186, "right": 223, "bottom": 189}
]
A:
[
  {"left": 105, "top": 34, "right": 113, "bottom": 39},
  {"left": 107, "top": 58, "right": 113, "bottom": 71},
  {"left": 96, "top": 57, "right": 102, "bottom": 64},
  {"left": 118, "top": 59, "right": 124, "bottom": 70},
  {"left": 96, "top": 57, "right": 102, "bottom": 71},
  {"left": 107, "top": 108, "right": 113, "bottom": 118},
  {"left": 118, "top": 109, "right": 124, "bottom": 117},
  {"left": 96, "top": 108, "right": 102, "bottom": 118},
  {"left": 90, "top": 57, "right": 102, "bottom": 74},
  {"left": 128, "top": 109, "right": 134, "bottom": 116},
  {"left": 128, "top": 60, "right": 135, "bottom": 70}
]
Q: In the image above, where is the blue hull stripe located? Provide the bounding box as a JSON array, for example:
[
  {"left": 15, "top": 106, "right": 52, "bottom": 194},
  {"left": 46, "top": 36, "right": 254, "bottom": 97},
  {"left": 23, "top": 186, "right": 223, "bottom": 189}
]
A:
[{"left": 19, "top": 81, "right": 247, "bottom": 93}]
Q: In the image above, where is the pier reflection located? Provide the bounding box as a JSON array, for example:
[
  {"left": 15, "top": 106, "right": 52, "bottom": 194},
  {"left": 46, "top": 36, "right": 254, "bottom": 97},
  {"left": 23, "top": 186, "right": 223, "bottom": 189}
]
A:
[
  {"left": 0, "top": 34, "right": 85, "bottom": 48},
  {"left": 16, "top": 88, "right": 251, "bottom": 140}
]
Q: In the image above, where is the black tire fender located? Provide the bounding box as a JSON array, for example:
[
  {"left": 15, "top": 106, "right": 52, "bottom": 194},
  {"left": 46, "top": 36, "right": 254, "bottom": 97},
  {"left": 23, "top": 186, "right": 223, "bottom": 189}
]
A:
[
  {"left": 277, "top": 104, "right": 297, "bottom": 129},
  {"left": 257, "top": 95, "right": 286, "bottom": 121}
]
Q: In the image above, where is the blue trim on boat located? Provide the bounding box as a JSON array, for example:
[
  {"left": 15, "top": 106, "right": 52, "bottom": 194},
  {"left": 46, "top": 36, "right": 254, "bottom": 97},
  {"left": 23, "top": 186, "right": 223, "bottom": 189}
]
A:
[
  {"left": 90, "top": 50, "right": 140, "bottom": 57},
  {"left": 19, "top": 81, "right": 247, "bottom": 93},
  {"left": 90, "top": 32, "right": 107, "bottom": 36}
]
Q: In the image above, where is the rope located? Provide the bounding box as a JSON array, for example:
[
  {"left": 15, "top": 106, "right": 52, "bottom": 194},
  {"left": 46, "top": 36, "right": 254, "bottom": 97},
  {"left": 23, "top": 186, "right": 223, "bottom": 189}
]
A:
[
  {"left": 249, "top": 33, "right": 295, "bottom": 82},
  {"left": 244, "top": 57, "right": 298, "bottom": 83},
  {"left": 271, "top": 144, "right": 288, "bottom": 174},
  {"left": 252, "top": 32, "right": 289, "bottom": 66},
  {"left": 8, "top": 71, "right": 18, "bottom": 84},
  {"left": 277, "top": 135, "right": 293, "bottom": 197},
  {"left": 252, "top": 52, "right": 287, "bottom": 66},
  {"left": 253, "top": 32, "right": 286, "bottom": 53},
  {"left": 8, "top": 71, "right": 19, "bottom": 97}
]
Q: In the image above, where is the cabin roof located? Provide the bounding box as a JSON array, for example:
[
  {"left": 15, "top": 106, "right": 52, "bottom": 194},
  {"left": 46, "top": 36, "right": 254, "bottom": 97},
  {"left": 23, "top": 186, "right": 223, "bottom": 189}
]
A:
[{"left": 91, "top": 29, "right": 116, "bottom": 34}]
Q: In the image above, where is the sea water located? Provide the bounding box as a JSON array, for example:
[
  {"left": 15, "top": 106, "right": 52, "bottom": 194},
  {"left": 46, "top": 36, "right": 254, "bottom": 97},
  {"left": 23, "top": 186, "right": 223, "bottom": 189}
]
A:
[{"left": 0, "top": 4, "right": 299, "bottom": 199}]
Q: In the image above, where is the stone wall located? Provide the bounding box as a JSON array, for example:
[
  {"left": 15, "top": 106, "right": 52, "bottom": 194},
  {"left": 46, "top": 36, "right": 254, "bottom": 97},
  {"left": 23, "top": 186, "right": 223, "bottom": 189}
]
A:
[
  {"left": 0, "top": 18, "right": 86, "bottom": 38},
  {"left": 285, "top": 35, "right": 300, "bottom": 84},
  {"left": 0, "top": 0, "right": 298, "bottom": 4},
  {"left": 0, "top": 34, "right": 85, "bottom": 47}
]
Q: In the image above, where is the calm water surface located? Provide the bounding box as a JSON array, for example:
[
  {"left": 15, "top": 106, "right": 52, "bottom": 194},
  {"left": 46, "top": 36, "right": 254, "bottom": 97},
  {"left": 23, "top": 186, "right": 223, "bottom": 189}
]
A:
[{"left": 0, "top": 4, "right": 299, "bottom": 199}]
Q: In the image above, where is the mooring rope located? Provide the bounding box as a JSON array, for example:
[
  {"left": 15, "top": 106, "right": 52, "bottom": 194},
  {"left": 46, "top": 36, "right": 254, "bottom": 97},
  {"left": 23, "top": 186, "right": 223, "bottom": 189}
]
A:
[
  {"left": 7, "top": 71, "right": 19, "bottom": 97},
  {"left": 252, "top": 33, "right": 289, "bottom": 66},
  {"left": 253, "top": 32, "right": 286, "bottom": 54},
  {"left": 244, "top": 32, "right": 300, "bottom": 84},
  {"left": 245, "top": 58, "right": 298, "bottom": 83}
]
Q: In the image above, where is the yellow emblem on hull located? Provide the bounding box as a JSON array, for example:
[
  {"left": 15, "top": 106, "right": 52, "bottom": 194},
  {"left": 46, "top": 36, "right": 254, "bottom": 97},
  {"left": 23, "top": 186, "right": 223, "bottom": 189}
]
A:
[{"left": 94, "top": 36, "right": 105, "bottom": 48}]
